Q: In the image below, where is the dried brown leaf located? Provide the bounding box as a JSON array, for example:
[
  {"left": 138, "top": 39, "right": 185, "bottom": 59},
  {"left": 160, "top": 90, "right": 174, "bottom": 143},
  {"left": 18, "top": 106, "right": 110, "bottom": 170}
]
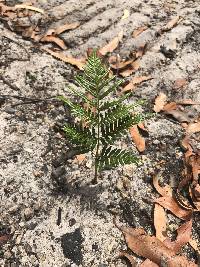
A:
[
  {"left": 43, "top": 48, "right": 85, "bottom": 70},
  {"left": 154, "top": 196, "right": 192, "bottom": 220},
  {"left": 153, "top": 175, "right": 172, "bottom": 197},
  {"left": 164, "top": 109, "right": 191, "bottom": 122},
  {"left": 186, "top": 122, "right": 200, "bottom": 134},
  {"left": 153, "top": 92, "right": 167, "bottom": 112},
  {"left": 14, "top": 4, "right": 44, "bottom": 14},
  {"left": 40, "top": 36, "right": 67, "bottom": 49},
  {"left": 154, "top": 204, "right": 167, "bottom": 242},
  {"left": 121, "top": 226, "right": 197, "bottom": 267},
  {"left": 130, "top": 125, "right": 145, "bottom": 152},
  {"left": 99, "top": 31, "right": 123, "bottom": 55},
  {"left": 163, "top": 102, "right": 177, "bottom": 111},
  {"left": 135, "top": 43, "right": 147, "bottom": 58},
  {"left": 173, "top": 78, "right": 188, "bottom": 89},
  {"left": 177, "top": 99, "right": 200, "bottom": 105},
  {"left": 132, "top": 26, "right": 148, "bottom": 38},
  {"left": 54, "top": 22, "right": 80, "bottom": 35},
  {"left": 119, "top": 59, "right": 140, "bottom": 77},
  {"left": 110, "top": 59, "right": 134, "bottom": 70},
  {"left": 122, "top": 75, "right": 152, "bottom": 93},
  {"left": 162, "top": 16, "right": 182, "bottom": 32},
  {"left": 119, "top": 251, "right": 137, "bottom": 267}
]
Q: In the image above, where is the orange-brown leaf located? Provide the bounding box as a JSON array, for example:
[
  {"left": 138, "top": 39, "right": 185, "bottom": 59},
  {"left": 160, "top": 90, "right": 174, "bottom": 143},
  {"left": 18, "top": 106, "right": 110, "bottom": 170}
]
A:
[
  {"left": 153, "top": 92, "right": 167, "bottom": 112},
  {"left": 132, "top": 26, "right": 148, "bottom": 38},
  {"left": 122, "top": 75, "right": 152, "bottom": 93},
  {"left": 130, "top": 125, "right": 145, "bottom": 152},
  {"left": 54, "top": 22, "right": 80, "bottom": 35},
  {"left": 40, "top": 36, "right": 67, "bottom": 49},
  {"left": 162, "top": 16, "right": 182, "bottom": 32},
  {"left": 154, "top": 196, "right": 192, "bottom": 220},
  {"left": 173, "top": 78, "right": 188, "bottom": 89},
  {"left": 43, "top": 48, "right": 85, "bottom": 69},
  {"left": 119, "top": 60, "right": 140, "bottom": 77},
  {"left": 154, "top": 204, "right": 167, "bottom": 242},
  {"left": 186, "top": 122, "right": 200, "bottom": 134},
  {"left": 99, "top": 31, "right": 123, "bottom": 55},
  {"left": 153, "top": 175, "right": 172, "bottom": 197}
]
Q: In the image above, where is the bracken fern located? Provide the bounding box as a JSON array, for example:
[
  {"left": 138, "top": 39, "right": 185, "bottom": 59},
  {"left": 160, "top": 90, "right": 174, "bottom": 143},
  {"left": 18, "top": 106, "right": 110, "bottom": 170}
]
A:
[{"left": 59, "top": 51, "right": 145, "bottom": 183}]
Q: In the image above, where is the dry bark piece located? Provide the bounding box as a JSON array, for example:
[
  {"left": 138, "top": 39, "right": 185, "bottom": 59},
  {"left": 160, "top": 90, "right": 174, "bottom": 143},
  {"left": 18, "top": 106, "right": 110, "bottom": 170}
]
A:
[
  {"left": 43, "top": 48, "right": 85, "bottom": 70},
  {"left": 154, "top": 204, "right": 167, "bottom": 242},
  {"left": 154, "top": 196, "right": 192, "bottom": 220},
  {"left": 99, "top": 31, "right": 123, "bottom": 55},
  {"left": 132, "top": 26, "right": 148, "bottom": 38},
  {"left": 153, "top": 92, "right": 167, "bottom": 113},
  {"left": 130, "top": 125, "right": 145, "bottom": 152},
  {"left": 40, "top": 36, "right": 67, "bottom": 50},
  {"left": 122, "top": 75, "right": 152, "bottom": 93}
]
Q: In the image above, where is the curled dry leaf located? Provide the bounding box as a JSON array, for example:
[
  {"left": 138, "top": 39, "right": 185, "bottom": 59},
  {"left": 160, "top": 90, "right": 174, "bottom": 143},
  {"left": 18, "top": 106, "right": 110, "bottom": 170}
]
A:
[
  {"left": 162, "top": 16, "right": 182, "bottom": 32},
  {"left": 14, "top": 4, "right": 44, "bottom": 14},
  {"left": 153, "top": 174, "right": 172, "bottom": 197},
  {"left": 153, "top": 92, "right": 167, "bottom": 113},
  {"left": 122, "top": 75, "right": 152, "bottom": 93},
  {"left": 154, "top": 196, "right": 192, "bottom": 220},
  {"left": 119, "top": 59, "right": 140, "bottom": 77},
  {"left": 43, "top": 48, "right": 85, "bottom": 70},
  {"left": 130, "top": 125, "right": 145, "bottom": 152},
  {"left": 164, "top": 109, "right": 191, "bottom": 123},
  {"left": 132, "top": 26, "right": 148, "bottom": 38},
  {"left": 119, "top": 251, "right": 137, "bottom": 267},
  {"left": 154, "top": 204, "right": 167, "bottom": 242},
  {"left": 99, "top": 31, "right": 123, "bottom": 55},
  {"left": 40, "top": 36, "right": 67, "bottom": 50},
  {"left": 54, "top": 22, "right": 80, "bottom": 35},
  {"left": 75, "top": 154, "right": 86, "bottom": 164},
  {"left": 120, "top": 226, "right": 197, "bottom": 267}
]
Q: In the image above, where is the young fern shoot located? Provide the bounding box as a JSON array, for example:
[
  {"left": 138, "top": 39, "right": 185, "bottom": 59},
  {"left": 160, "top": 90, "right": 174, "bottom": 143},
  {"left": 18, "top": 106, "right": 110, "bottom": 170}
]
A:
[{"left": 59, "top": 51, "right": 144, "bottom": 183}]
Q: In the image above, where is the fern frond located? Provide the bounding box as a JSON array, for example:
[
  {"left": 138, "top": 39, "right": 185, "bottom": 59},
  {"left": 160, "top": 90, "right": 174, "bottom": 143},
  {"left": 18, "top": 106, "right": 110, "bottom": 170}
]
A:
[
  {"left": 63, "top": 123, "right": 97, "bottom": 151},
  {"left": 59, "top": 96, "right": 97, "bottom": 125},
  {"left": 99, "top": 92, "right": 132, "bottom": 111},
  {"left": 101, "top": 114, "right": 140, "bottom": 145},
  {"left": 99, "top": 79, "right": 123, "bottom": 99},
  {"left": 97, "top": 146, "right": 139, "bottom": 170},
  {"left": 100, "top": 104, "right": 132, "bottom": 125}
]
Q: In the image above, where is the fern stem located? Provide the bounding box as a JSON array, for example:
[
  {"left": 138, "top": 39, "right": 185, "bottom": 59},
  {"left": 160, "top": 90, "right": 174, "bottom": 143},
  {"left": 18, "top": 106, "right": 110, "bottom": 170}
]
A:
[{"left": 94, "top": 96, "right": 100, "bottom": 183}]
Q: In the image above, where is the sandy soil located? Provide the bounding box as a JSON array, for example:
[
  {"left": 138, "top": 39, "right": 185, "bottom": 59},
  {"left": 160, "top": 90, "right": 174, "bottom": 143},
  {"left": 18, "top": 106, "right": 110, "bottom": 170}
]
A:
[{"left": 0, "top": 0, "right": 200, "bottom": 266}]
